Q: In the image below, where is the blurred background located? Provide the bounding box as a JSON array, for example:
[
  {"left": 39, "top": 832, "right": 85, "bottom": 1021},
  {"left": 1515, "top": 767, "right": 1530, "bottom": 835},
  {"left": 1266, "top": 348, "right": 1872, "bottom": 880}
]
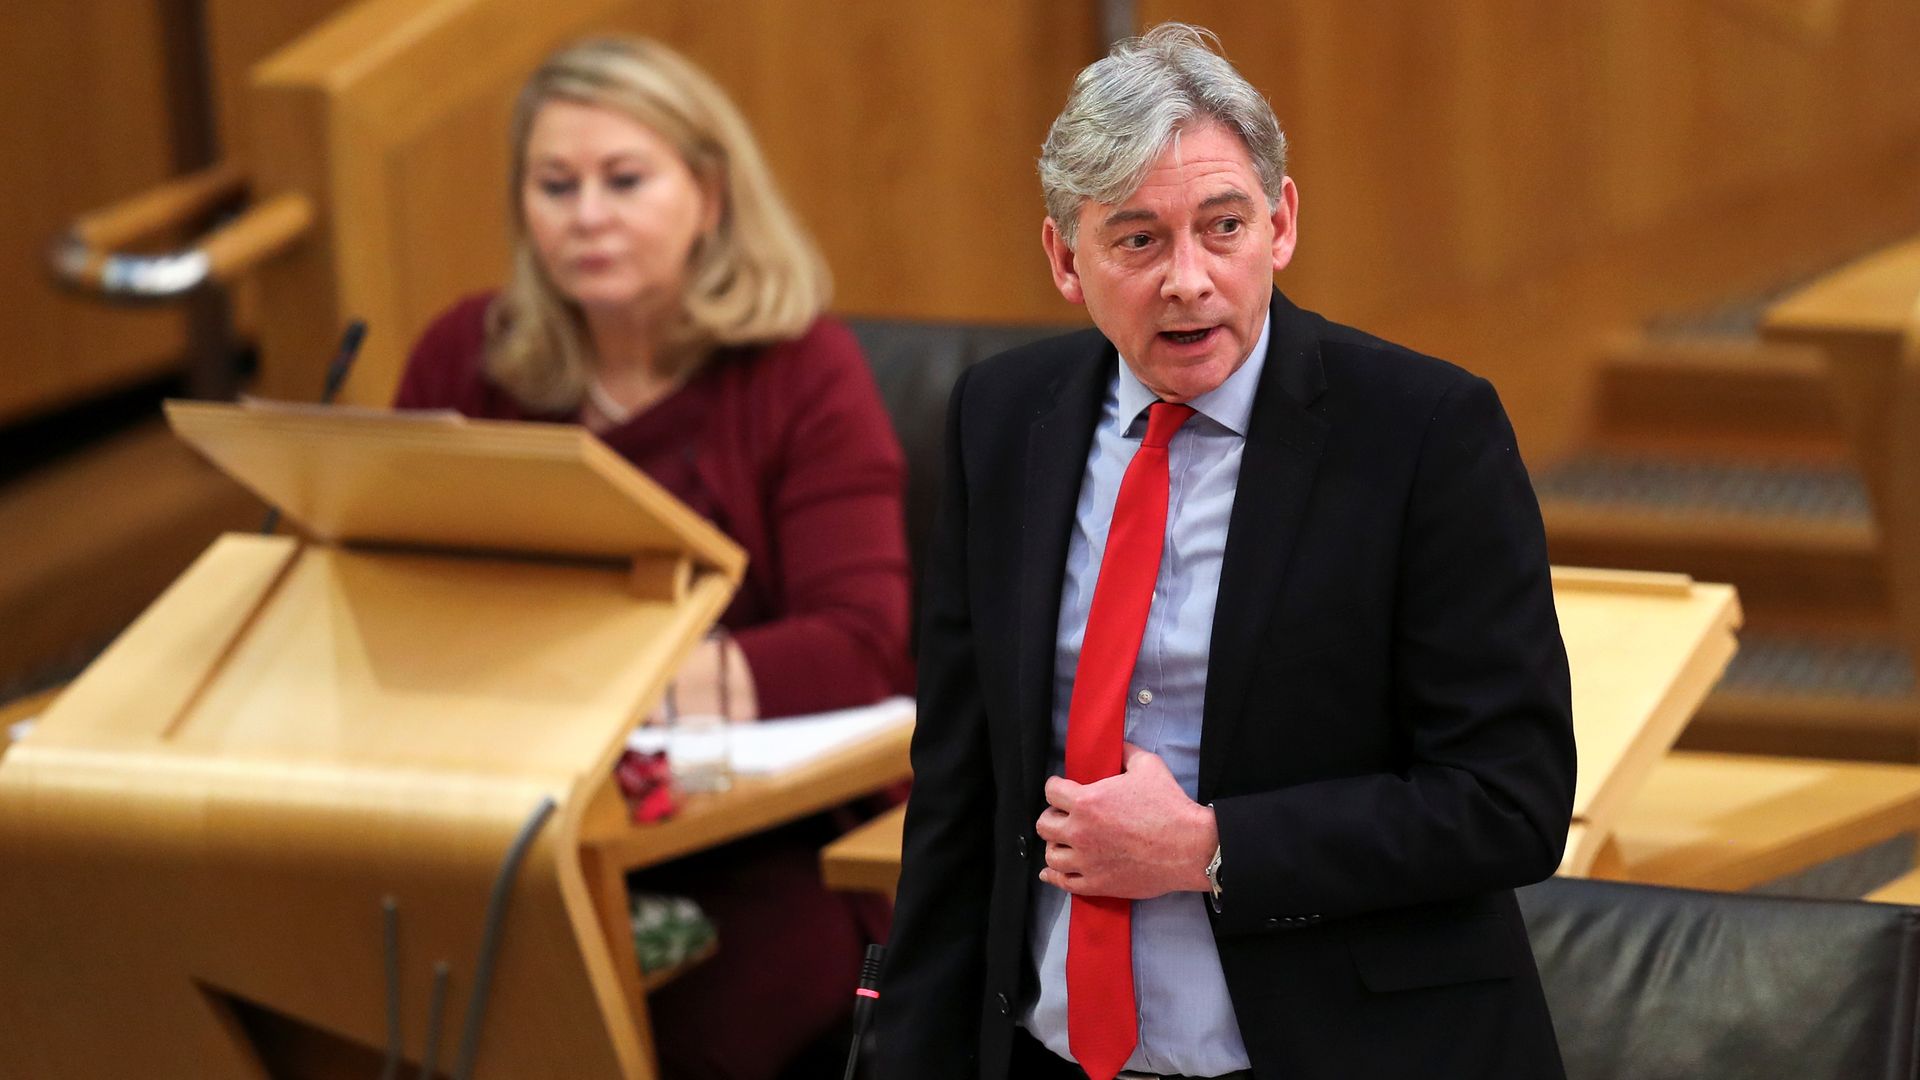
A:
[{"left": 4, "top": 0, "right": 1918, "bottom": 767}]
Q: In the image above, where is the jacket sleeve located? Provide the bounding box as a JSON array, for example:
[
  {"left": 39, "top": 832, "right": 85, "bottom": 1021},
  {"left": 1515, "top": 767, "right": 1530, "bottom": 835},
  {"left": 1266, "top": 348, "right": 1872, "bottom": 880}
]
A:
[
  {"left": 873, "top": 364, "right": 997, "bottom": 1077},
  {"left": 1210, "top": 374, "right": 1577, "bottom": 935}
]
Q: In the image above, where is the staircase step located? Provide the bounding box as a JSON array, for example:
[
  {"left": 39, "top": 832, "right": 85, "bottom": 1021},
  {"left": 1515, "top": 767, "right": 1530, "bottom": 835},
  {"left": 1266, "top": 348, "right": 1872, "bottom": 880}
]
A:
[
  {"left": 1590, "top": 334, "right": 1845, "bottom": 457},
  {"left": 1538, "top": 452, "right": 1870, "bottom": 520},
  {"left": 1538, "top": 452, "right": 1887, "bottom": 623},
  {"left": 1683, "top": 690, "right": 1920, "bottom": 763},
  {"left": 1679, "top": 634, "right": 1920, "bottom": 762}
]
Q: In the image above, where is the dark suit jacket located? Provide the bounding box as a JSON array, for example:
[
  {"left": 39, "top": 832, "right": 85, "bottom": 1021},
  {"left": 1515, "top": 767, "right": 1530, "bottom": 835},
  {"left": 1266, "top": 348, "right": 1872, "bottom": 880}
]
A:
[{"left": 877, "top": 291, "right": 1576, "bottom": 1080}]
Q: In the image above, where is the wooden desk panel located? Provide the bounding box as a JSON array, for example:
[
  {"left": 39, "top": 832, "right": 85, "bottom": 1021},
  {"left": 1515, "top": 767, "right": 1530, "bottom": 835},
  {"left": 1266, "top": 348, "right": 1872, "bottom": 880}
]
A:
[
  {"left": 1613, "top": 750, "right": 1920, "bottom": 892},
  {"left": 825, "top": 570, "right": 1744, "bottom": 891},
  {"left": 821, "top": 803, "right": 906, "bottom": 899}
]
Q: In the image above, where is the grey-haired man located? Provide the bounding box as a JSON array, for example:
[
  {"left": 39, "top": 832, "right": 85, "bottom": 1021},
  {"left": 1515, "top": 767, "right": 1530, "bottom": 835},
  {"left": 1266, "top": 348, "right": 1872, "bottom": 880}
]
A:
[{"left": 878, "top": 24, "right": 1573, "bottom": 1080}]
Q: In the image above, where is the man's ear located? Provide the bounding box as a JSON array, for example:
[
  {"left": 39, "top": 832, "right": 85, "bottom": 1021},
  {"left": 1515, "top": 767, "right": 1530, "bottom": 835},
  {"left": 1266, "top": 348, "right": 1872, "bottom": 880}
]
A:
[
  {"left": 1269, "top": 176, "right": 1300, "bottom": 274},
  {"left": 1041, "top": 217, "right": 1085, "bottom": 305}
]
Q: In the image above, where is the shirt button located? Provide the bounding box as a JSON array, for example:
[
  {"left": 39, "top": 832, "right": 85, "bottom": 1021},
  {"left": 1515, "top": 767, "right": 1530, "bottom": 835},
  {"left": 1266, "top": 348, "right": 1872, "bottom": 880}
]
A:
[
  {"left": 996, "top": 992, "right": 1011, "bottom": 1016},
  {"left": 1015, "top": 836, "right": 1028, "bottom": 860},
  {"left": 1136, "top": 688, "right": 1153, "bottom": 705}
]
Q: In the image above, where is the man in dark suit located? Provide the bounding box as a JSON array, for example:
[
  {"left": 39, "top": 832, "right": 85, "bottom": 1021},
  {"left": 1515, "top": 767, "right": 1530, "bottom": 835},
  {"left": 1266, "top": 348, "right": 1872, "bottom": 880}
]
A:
[{"left": 877, "top": 23, "right": 1574, "bottom": 1080}]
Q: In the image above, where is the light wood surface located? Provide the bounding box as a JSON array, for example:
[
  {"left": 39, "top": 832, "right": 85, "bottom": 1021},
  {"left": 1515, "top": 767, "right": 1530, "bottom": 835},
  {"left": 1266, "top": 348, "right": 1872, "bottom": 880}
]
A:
[
  {"left": 67, "top": 161, "right": 246, "bottom": 252},
  {"left": 1866, "top": 866, "right": 1920, "bottom": 905},
  {"left": 0, "top": 408, "right": 775, "bottom": 1079},
  {"left": 1767, "top": 236, "right": 1920, "bottom": 339},
  {"left": 1550, "top": 567, "right": 1741, "bottom": 839},
  {"left": 0, "top": 539, "right": 698, "bottom": 1077},
  {"left": 167, "top": 401, "right": 743, "bottom": 577},
  {"left": 1609, "top": 750, "right": 1920, "bottom": 892},
  {"left": 821, "top": 802, "right": 906, "bottom": 898}
]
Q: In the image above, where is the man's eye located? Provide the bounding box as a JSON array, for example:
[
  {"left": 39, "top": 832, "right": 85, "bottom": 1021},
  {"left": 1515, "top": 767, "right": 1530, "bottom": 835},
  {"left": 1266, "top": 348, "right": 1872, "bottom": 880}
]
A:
[
  {"left": 537, "top": 178, "right": 576, "bottom": 197},
  {"left": 1119, "top": 233, "right": 1153, "bottom": 250},
  {"left": 1214, "top": 217, "right": 1243, "bottom": 234}
]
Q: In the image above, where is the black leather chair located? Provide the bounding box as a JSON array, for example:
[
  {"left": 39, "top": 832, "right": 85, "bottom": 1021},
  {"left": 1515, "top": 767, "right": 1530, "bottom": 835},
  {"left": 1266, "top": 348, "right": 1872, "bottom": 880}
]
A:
[
  {"left": 1520, "top": 876, "right": 1920, "bottom": 1080},
  {"left": 849, "top": 317, "right": 1078, "bottom": 624}
]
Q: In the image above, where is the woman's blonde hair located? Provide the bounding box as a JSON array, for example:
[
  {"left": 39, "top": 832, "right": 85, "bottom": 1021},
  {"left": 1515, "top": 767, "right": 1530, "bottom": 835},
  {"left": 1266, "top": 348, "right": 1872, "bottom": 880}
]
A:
[{"left": 487, "top": 36, "right": 831, "bottom": 411}]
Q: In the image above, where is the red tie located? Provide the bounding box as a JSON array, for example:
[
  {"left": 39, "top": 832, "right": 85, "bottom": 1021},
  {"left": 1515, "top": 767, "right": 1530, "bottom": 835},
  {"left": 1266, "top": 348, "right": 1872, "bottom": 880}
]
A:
[{"left": 1064, "top": 400, "right": 1195, "bottom": 1080}]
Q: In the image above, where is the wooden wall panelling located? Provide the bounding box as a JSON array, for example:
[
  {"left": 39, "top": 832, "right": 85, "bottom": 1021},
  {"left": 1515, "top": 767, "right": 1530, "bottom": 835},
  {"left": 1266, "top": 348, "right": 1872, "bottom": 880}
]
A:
[
  {"left": 236, "top": 0, "right": 1920, "bottom": 414},
  {"left": 608, "top": 1, "right": 1099, "bottom": 326},
  {"left": 1136, "top": 1, "right": 1920, "bottom": 461},
  {"left": 241, "top": 0, "right": 1098, "bottom": 406},
  {"left": 0, "top": 0, "right": 191, "bottom": 422},
  {"left": 246, "top": 0, "right": 631, "bottom": 405},
  {"left": 201, "top": 0, "right": 360, "bottom": 162}
]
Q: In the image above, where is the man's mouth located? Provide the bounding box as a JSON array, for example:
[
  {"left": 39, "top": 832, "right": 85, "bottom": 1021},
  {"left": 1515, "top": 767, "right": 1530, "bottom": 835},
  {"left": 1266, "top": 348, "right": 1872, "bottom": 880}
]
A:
[{"left": 1160, "top": 326, "right": 1216, "bottom": 346}]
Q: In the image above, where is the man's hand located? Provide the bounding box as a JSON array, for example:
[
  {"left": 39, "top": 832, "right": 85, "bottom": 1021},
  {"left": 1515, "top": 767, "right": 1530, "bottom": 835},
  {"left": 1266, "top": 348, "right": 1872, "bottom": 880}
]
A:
[{"left": 1036, "top": 743, "right": 1218, "bottom": 900}]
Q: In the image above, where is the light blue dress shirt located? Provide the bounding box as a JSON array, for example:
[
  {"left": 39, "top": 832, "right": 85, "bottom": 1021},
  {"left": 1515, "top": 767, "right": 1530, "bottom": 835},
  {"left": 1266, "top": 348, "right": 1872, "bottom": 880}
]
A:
[{"left": 1021, "top": 311, "right": 1271, "bottom": 1075}]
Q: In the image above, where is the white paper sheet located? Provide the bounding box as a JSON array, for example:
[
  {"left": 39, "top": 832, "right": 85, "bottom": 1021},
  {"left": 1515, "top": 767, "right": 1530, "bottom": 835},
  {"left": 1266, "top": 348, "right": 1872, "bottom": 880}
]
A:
[{"left": 626, "top": 695, "right": 914, "bottom": 776}]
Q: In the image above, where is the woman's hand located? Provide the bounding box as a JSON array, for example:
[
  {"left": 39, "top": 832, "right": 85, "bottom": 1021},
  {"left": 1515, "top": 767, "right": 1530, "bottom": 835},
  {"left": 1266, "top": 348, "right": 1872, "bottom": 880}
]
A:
[{"left": 651, "top": 632, "right": 759, "bottom": 724}]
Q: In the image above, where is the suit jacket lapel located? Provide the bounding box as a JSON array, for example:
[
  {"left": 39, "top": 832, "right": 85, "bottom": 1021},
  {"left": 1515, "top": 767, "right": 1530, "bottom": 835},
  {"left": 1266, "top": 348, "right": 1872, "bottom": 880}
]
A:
[
  {"left": 1016, "top": 342, "right": 1111, "bottom": 815},
  {"left": 1199, "top": 290, "right": 1330, "bottom": 801}
]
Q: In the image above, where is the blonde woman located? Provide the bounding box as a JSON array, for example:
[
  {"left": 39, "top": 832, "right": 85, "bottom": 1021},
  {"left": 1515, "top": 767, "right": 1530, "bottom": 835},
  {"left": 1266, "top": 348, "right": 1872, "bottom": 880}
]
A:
[{"left": 396, "top": 37, "right": 908, "bottom": 1079}]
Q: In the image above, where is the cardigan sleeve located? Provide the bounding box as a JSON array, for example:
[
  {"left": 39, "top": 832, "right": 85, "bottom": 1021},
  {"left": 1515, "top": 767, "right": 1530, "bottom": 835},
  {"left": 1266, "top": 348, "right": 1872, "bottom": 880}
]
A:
[{"left": 730, "top": 320, "right": 913, "bottom": 718}]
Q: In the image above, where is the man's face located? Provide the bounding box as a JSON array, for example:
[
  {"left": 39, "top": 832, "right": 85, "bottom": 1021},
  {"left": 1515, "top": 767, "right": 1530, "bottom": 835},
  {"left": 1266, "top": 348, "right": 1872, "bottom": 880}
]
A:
[{"left": 1042, "top": 121, "right": 1298, "bottom": 404}]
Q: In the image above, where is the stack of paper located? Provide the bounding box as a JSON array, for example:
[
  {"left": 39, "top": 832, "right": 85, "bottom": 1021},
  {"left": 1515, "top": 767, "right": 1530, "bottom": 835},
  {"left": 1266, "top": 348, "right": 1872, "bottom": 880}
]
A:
[{"left": 627, "top": 696, "right": 914, "bottom": 777}]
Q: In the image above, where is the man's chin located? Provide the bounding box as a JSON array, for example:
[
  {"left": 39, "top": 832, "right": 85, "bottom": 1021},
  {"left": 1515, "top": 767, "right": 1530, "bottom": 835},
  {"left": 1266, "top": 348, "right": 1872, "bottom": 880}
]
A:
[{"left": 1138, "top": 346, "right": 1244, "bottom": 402}]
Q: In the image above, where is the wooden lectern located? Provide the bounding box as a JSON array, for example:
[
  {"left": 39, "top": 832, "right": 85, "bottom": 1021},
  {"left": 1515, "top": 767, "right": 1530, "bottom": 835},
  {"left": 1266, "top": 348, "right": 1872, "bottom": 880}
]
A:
[{"left": 0, "top": 403, "right": 747, "bottom": 1079}]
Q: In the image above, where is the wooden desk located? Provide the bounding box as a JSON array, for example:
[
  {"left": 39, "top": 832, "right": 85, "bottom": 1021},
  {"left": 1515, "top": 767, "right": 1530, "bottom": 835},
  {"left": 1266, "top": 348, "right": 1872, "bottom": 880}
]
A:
[
  {"left": 1610, "top": 750, "right": 1920, "bottom": 892},
  {"left": 0, "top": 406, "right": 780, "bottom": 1080},
  {"left": 822, "top": 803, "right": 908, "bottom": 898},
  {"left": 1766, "top": 236, "right": 1920, "bottom": 344},
  {"left": 1552, "top": 568, "right": 1741, "bottom": 873},
  {"left": 832, "top": 751, "right": 1920, "bottom": 901},
  {"left": 1867, "top": 867, "right": 1920, "bottom": 904},
  {"left": 823, "top": 569, "right": 1743, "bottom": 894}
]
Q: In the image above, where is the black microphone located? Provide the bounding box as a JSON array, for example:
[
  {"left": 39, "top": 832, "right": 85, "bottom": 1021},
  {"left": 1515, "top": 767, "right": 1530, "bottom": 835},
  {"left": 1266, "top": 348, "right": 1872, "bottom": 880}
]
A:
[
  {"left": 320, "top": 318, "right": 369, "bottom": 404},
  {"left": 842, "top": 943, "right": 885, "bottom": 1080},
  {"left": 260, "top": 318, "right": 368, "bottom": 534}
]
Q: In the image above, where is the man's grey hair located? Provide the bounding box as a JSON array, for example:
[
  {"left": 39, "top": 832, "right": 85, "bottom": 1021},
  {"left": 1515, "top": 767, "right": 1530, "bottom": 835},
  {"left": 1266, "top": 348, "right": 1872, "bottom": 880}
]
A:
[{"left": 1039, "top": 23, "right": 1287, "bottom": 248}]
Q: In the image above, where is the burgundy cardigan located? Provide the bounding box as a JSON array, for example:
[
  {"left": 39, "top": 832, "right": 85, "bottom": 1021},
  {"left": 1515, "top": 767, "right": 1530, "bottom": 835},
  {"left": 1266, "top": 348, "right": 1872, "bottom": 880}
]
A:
[{"left": 395, "top": 293, "right": 912, "bottom": 718}]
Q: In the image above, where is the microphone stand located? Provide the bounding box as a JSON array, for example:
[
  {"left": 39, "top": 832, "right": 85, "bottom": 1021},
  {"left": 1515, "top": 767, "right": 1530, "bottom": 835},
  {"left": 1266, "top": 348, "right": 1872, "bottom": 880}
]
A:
[{"left": 259, "top": 318, "right": 367, "bottom": 534}]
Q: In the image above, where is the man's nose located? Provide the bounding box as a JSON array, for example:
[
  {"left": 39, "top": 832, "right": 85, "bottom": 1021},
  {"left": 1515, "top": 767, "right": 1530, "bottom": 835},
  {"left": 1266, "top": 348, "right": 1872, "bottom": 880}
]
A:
[{"left": 1161, "top": 235, "right": 1214, "bottom": 303}]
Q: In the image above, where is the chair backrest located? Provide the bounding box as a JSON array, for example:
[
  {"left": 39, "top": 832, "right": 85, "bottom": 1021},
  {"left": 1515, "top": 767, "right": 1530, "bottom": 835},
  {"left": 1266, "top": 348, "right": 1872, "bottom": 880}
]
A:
[
  {"left": 1520, "top": 875, "right": 1920, "bottom": 1080},
  {"left": 848, "top": 317, "right": 1079, "bottom": 614}
]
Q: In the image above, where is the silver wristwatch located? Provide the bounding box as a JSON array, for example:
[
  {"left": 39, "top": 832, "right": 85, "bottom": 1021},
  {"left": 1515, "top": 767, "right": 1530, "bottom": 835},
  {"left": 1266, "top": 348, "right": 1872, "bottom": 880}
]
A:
[{"left": 1204, "top": 844, "right": 1224, "bottom": 913}]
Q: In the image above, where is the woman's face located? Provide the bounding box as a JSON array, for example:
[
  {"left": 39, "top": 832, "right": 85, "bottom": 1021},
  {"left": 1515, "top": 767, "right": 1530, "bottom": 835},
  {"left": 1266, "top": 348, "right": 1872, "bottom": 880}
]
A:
[{"left": 520, "top": 99, "right": 716, "bottom": 318}]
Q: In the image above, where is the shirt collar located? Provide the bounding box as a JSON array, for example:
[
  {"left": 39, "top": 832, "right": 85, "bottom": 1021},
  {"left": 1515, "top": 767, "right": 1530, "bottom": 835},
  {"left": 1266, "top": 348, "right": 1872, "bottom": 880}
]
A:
[{"left": 1114, "top": 306, "right": 1271, "bottom": 438}]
